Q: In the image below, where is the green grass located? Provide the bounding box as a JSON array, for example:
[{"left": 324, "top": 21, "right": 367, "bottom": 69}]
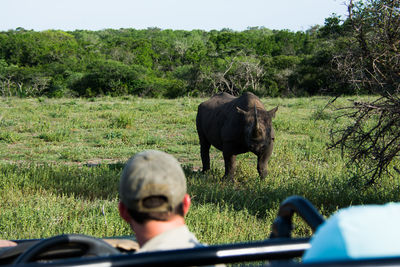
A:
[{"left": 0, "top": 95, "right": 399, "bottom": 245}]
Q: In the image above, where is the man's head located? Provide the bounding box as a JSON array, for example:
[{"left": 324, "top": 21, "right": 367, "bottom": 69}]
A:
[{"left": 119, "top": 150, "right": 189, "bottom": 224}]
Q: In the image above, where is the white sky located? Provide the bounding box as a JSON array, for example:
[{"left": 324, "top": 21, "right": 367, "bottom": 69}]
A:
[{"left": 1, "top": 0, "right": 348, "bottom": 32}]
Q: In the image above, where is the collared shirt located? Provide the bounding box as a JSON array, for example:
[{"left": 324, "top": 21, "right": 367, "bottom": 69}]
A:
[{"left": 139, "top": 225, "right": 204, "bottom": 252}]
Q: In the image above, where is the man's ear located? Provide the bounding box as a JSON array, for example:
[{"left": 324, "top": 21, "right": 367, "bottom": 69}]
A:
[
  {"left": 182, "top": 194, "right": 191, "bottom": 216},
  {"left": 118, "top": 201, "right": 131, "bottom": 223}
]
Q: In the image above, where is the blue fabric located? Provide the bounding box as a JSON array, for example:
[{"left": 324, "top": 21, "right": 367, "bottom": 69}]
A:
[{"left": 303, "top": 202, "right": 400, "bottom": 263}]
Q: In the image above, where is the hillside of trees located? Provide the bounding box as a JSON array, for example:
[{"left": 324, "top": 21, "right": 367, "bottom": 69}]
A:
[{"left": 0, "top": 16, "right": 356, "bottom": 98}]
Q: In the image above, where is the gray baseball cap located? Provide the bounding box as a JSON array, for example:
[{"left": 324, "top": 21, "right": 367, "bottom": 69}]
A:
[{"left": 119, "top": 150, "right": 187, "bottom": 213}]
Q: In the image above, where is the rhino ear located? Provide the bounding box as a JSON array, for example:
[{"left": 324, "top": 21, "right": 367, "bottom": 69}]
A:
[
  {"left": 236, "top": 107, "right": 247, "bottom": 114},
  {"left": 269, "top": 106, "right": 278, "bottom": 118}
]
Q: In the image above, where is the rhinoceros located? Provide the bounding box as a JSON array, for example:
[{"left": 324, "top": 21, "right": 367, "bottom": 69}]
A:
[{"left": 196, "top": 92, "right": 278, "bottom": 179}]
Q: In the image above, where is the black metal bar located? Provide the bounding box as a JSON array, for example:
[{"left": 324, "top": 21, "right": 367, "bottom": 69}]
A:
[
  {"left": 16, "top": 238, "right": 310, "bottom": 267},
  {"left": 270, "top": 195, "right": 325, "bottom": 238}
]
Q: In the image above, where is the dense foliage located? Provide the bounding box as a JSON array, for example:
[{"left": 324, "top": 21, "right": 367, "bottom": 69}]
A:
[
  {"left": 0, "top": 22, "right": 349, "bottom": 98},
  {"left": 329, "top": 0, "right": 400, "bottom": 183}
]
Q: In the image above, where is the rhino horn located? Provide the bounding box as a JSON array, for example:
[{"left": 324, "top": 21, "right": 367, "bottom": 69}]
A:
[{"left": 252, "top": 106, "right": 261, "bottom": 137}]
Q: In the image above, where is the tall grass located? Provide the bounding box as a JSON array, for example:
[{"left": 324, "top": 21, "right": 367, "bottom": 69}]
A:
[{"left": 0, "top": 95, "right": 399, "bottom": 244}]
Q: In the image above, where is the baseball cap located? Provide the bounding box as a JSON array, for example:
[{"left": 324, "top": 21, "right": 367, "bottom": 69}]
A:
[{"left": 119, "top": 150, "right": 187, "bottom": 213}]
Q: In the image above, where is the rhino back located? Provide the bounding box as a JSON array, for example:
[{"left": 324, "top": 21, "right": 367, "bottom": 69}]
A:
[
  {"left": 196, "top": 94, "right": 233, "bottom": 149},
  {"left": 196, "top": 92, "right": 258, "bottom": 150},
  {"left": 235, "top": 92, "right": 266, "bottom": 111}
]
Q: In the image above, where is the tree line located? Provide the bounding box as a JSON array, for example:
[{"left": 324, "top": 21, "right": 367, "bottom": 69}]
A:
[{"left": 0, "top": 19, "right": 353, "bottom": 98}]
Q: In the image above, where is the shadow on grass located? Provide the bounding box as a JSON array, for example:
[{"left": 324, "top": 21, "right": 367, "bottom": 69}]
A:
[
  {"left": 0, "top": 162, "right": 126, "bottom": 201},
  {"left": 2, "top": 162, "right": 399, "bottom": 220},
  {"left": 185, "top": 166, "right": 293, "bottom": 219},
  {"left": 183, "top": 165, "right": 400, "bottom": 220}
]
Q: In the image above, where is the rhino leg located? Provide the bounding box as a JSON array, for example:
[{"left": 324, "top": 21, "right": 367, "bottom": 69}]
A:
[
  {"left": 199, "top": 140, "right": 211, "bottom": 172},
  {"left": 223, "top": 149, "right": 236, "bottom": 179},
  {"left": 257, "top": 153, "right": 270, "bottom": 179},
  {"left": 257, "top": 161, "right": 267, "bottom": 179}
]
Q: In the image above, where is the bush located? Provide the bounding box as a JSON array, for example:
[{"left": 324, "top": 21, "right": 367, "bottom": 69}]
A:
[{"left": 71, "top": 59, "right": 138, "bottom": 96}]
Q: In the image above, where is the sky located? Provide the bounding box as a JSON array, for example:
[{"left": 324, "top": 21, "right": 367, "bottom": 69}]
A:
[{"left": 1, "top": 0, "right": 348, "bottom": 32}]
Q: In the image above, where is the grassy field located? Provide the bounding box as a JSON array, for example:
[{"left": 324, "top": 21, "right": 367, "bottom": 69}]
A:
[{"left": 0, "top": 95, "right": 399, "bottom": 245}]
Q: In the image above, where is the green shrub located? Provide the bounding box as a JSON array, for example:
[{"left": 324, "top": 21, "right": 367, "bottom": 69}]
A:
[
  {"left": 110, "top": 113, "right": 134, "bottom": 129},
  {"left": 0, "top": 131, "right": 20, "bottom": 143},
  {"left": 38, "top": 129, "right": 70, "bottom": 142}
]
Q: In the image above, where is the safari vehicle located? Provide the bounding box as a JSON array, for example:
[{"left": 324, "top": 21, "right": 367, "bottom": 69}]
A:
[{"left": 2, "top": 196, "right": 400, "bottom": 266}]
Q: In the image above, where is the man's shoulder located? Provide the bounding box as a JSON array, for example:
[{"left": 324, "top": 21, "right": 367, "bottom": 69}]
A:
[{"left": 139, "top": 225, "right": 203, "bottom": 252}]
